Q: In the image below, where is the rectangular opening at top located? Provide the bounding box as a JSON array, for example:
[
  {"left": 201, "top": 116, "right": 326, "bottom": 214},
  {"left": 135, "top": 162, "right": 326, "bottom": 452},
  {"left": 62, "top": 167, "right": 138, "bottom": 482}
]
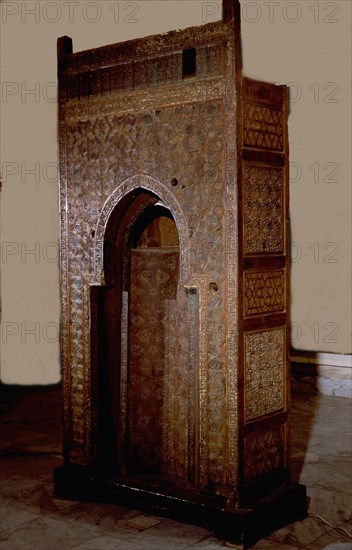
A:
[{"left": 182, "top": 48, "right": 196, "bottom": 77}]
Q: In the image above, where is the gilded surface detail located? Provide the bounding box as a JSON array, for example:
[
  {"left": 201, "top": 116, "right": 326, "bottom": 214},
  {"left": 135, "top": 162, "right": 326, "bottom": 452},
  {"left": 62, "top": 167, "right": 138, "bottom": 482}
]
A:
[
  {"left": 244, "top": 426, "right": 285, "bottom": 483},
  {"left": 244, "top": 270, "right": 285, "bottom": 317},
  {"left": 243, "top": 102, "right": 284, "bottom": 151},
  {"left": 244, "top": 327, "right": 285, "bottom": 422},
  {"left": 243, "top": 165, "right": 284, "bottom": 255}
]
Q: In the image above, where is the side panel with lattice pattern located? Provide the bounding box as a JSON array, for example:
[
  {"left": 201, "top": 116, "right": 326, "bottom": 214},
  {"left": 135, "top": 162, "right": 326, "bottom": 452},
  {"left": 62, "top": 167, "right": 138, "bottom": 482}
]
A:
[{"left": 239, "top": 77, "right": 290, "bottom": 500}]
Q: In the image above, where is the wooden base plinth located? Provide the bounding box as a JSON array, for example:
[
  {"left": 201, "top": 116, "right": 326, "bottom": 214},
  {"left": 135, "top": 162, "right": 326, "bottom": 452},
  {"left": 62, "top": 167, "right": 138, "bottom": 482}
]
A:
[{"left": 54, "top": 465, "right": 307, "bottom": 547}]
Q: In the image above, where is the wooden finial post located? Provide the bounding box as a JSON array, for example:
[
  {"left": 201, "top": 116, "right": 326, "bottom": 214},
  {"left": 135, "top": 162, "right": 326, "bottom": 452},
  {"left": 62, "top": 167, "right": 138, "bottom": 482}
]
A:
[
  {"left": 222, "top": 0, "right": 240, "bottom": 21},
  {"left": 57, "top": 36, "right": 73, "bottom": 60}
]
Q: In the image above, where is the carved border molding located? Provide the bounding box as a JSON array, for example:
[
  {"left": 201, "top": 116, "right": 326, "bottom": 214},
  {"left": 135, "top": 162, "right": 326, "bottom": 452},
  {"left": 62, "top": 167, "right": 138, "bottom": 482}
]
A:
[
  {"left": 223, "top": 43, "right": 239, "bottom": 498},
  {"left": 65, "top": 78, "right": 227, "bottom": 122},
  {"left": 93, "top": 173, "right": 190, "bottom": 286},
  {"left": 184, "top": 275, "right": 210, "bottom": 490}
]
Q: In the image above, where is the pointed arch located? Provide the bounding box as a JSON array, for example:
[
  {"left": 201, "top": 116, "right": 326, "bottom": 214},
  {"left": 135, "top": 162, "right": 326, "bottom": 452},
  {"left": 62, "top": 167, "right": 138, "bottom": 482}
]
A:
[{"left": 93, "top": 174, "right": 190, "bottom": 285}]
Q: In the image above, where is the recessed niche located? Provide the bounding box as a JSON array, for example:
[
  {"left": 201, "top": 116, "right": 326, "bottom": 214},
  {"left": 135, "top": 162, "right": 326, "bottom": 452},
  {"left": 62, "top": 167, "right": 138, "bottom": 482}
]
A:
[{"left": 182, "top": 48, "right": 196, "bottom": 77}]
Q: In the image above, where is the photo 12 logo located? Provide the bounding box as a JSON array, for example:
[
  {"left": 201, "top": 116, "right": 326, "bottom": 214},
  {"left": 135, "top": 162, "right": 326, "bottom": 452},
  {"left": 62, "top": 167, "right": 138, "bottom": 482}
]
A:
[
  {"left": 291, "top": 321, "right": 340, "bottom": 346},
  {"left": 291, "top": 242, "right": 340, "bottom": 264},
  {"left": 202, "top": 1, "right": 340, "bottom": 23},
  {"left": 1, "top": 82, "right": 57, "bottom": 103},
  {"left": 1, "top": 242, "right": 59, "bottom": 264},
  {"left": 288, "top": 82, "right": 340, "bottom": 104},
  {"left": 1, "top": 1, "right": 140, "bottom": 24},
  {"left": 290, "top": 161, "right": 340, "bottom": 185},
  {"left": 1, "top": 321, "right": 59, "bottom": 343},
  {"left": 1, "top": 162, "right": 58, "bottom": 183},
  {"left": 240, "top": 1, "right": 339, "bottom": 24}
]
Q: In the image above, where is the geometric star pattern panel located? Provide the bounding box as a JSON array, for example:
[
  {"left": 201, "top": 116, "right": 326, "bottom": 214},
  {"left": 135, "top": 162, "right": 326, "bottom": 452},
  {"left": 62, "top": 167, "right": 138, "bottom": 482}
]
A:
[
  {"left": 244, "top": 425, "right": 285, "bottom": 484},
  {"left": 244, "top": 270, "right": 285, "bottom": 317},
  {"left": 243, "top": 102, "right": 284, "bottom": 151},
  {"left": 244, "top": 327, "right": 285, "bottom": 421}
]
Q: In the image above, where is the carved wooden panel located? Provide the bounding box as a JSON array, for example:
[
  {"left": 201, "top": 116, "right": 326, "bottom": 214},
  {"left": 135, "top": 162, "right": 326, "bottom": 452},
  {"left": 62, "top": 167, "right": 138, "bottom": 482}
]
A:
[
  {"left": 244, "top": 327, "right": 285, "bottom": 422},
  {"left": 240, "top": 76, "right": 289, "bottom": 499},
  {"left": 128, "top": 249, "right": 179, "bottom": 473},
  {"left": 63, "top": 96, "right": 229, "bottom": 471},
  {"left": 244, "top": 270, "right": 285, "bottom": 317},
  {"left": 244, "top": 426, "right": 285, "bottom": 484},
  {"left": 66, "top": 100, "right": 226, "bottom": 211},
  {"left": 161, "top": 293, "right": 189, "bottom": 479},
  {"left": 243, "top": 164, "right": 284, "bottom": 255},
  {"left": 243, "top": 102, "right": 284, "bottom": 151}
]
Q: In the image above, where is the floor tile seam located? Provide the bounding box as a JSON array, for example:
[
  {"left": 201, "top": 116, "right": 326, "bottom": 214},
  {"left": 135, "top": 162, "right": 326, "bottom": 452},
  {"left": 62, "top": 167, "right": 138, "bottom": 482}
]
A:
[
  {"left": 303, "top": 445, "right": 352, "bottom": 456},
  {"left": 307, "top": 517, "right": 351, "bottom": 542},
  {"left": 37, "top": 512, "right": 108, "bottom": 533},
  {"left": 67, "top": 533, "right": 161, "bottom": 550},
  {"left": 172, "top": 534, "right": 216, "bottom": 549},
  {"left": 309, "top": 480, "right": 352, "bottom": 494},
  {"left": 266, "top": 517, "right": 334, "bottom": 547},
  {"left": 0, "top": 513, "right": 45, "bottom": 536},
  {"left": 98, "top": 528, "right": 190, "bottom": 550},
  {"left": 336, "top": 519, "right": 352, "bottom": 529},
  {"left": 299, "top": 525, "right": 350, "bottom": 549},
  {"left": 103, "top": 527, "right": 207, "bottom": 549},
  {"left": 0, "top": 483, "right": 49, "bottom": 499}
]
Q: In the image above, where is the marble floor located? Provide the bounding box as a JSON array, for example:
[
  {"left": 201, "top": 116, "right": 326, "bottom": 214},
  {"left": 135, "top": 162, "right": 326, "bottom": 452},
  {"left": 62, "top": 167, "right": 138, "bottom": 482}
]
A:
[{"left": 0, "top": 381, "right": 351, "bottom": 549}]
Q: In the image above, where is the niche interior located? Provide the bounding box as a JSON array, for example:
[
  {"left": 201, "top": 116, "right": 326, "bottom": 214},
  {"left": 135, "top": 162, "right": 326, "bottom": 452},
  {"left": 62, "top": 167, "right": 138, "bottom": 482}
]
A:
[{"left": 54, "top": 1, "right": 307, "bottom": 545}]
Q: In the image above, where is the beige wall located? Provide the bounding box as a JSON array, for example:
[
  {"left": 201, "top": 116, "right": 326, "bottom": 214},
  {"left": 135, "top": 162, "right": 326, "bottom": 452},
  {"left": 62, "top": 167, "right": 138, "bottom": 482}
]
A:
[{"left": 0, "top": 0, "right": 351, "bottom": 384}]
